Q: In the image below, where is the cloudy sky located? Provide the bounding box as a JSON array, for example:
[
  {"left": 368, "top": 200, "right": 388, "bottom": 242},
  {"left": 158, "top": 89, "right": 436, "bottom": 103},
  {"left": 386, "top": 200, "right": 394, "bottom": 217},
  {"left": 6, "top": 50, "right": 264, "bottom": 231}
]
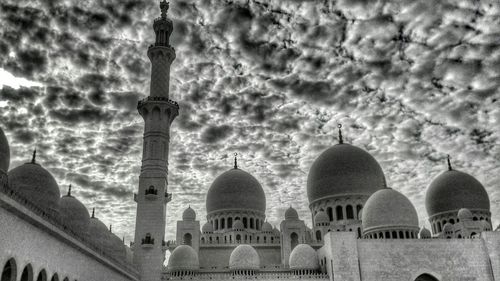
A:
[{"left": 1, "top": 0, "right": 499, "bottom": 245}]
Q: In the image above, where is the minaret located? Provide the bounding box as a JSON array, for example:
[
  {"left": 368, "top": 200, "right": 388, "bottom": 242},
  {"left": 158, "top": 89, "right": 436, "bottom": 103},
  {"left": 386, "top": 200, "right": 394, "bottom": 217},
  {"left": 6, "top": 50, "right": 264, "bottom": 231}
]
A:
[{"left": 133, "top": 1, "right": 178, "bottom": 281}]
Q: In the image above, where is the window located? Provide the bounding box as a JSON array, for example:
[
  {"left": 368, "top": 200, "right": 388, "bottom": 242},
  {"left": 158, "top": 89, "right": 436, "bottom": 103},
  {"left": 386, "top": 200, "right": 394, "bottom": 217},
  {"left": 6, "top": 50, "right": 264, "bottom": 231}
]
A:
[
  {"left": 327, "top": 207, "right": 333, "bottom": 221},
  {"left": 356, "top": 205, "right": 363, "bottom": 219},
  {"left": 346, "top": 205, "right": 354, "bottom": 219},
  {"left": 1, "top": 258, "right": 17, "bottom": 281},
  {"left": 291, "top": 232, "right": 299, "bottom": 250},
  {"left": 336, "top": 206, "right": 343, "bottom": 220},
  {"left": 316, "top": 230, "right": 322, "bottom": 241}
]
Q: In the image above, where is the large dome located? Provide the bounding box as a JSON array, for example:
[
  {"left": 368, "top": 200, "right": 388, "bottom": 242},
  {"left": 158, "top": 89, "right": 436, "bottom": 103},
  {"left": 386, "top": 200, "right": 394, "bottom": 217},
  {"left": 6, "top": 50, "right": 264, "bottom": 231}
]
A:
[
  {"left": 0, "top": 127, "right": 10, "bottom": 172},
  {"left": 167, "top": 245, "right": 199, "bottom": 272},
  {"left": 425, "top": 170, "right": 490, "bottom": 217},
  {"left": 89, "top": 213, "right": 114, "bottom": 253},
  {"left": 8, "top": 159, "right": 60, "bottom": 214},
  {"left": 206, "top": 168, "right": 266, "bottom": 214},
  {"left": 229, "top": 244, "right": 260, "bottom": 270},
  {"left": 307, "top": 144, "right": 386, "bottom": 204},
  {"left": 59, "top": 187, "right": 90, "bottom": 235},
  {"left": 289, "top": 244, "right": 319, "bottom": 270},
  {"left": 362, "top": 188, "right": 418, "bottom": 233}
]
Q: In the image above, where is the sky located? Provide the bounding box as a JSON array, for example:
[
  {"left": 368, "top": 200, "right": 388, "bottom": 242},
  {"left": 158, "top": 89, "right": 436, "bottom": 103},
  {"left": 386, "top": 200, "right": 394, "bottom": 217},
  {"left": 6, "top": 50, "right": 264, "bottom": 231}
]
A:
[{"left": 0, "top": 0, "right": 499, "bottom": 245}]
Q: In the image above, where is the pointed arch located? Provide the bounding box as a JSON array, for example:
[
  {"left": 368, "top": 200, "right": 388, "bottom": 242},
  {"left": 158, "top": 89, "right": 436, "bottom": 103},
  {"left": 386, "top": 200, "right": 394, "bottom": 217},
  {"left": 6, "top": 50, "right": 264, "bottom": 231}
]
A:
[
  {"left": 36, "top": 269, "right": 47, "bottom": 281},
  {"left": 1, "top": 258, "right": 17, "bottom": 281},
  {"left": 413, "top": 273, "right": 440, "bottom": 281},
  {"left": 50, "top": 274, "right": 59, "bottom": 281},
  {"left": 20, "top": 264, "right": 33, "bottom": 281}
]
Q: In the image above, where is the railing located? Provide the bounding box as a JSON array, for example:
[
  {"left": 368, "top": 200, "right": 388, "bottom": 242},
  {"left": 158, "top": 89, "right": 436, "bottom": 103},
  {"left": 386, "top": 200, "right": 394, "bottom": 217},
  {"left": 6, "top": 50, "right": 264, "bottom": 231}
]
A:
[
  {"left": 137, "top": 96, "right": 179, "bottom": 108},
  {"left": 163, "top": 271, "right": 329, "bottom": 280},
  {"left": 0, "top": 184, "right": 138, "bottom": 275}
]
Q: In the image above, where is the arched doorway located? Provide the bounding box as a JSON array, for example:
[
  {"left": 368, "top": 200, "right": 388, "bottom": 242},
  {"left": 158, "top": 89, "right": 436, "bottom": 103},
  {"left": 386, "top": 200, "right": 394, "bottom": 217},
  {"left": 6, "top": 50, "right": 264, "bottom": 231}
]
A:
[
  {"left": 1, "top": 259, "right": 17, "bottom": 281},
  {"left": 415, "top": 273, "right": 439, "bottom": 281},
  {"left": 183, "top": 233, "right": 192, "bottom": 246},
  {"left": 290, "top": 232, "right": 298, "bottom": 250},
  {"left": 36, "top": 269, "right": 47, "bottom": 281},
  {"left": 20, "top": 264, "right": 33, "bottom": 281},
  {"left": 316, "top": 230, "right": 322, "bottom": 241}
]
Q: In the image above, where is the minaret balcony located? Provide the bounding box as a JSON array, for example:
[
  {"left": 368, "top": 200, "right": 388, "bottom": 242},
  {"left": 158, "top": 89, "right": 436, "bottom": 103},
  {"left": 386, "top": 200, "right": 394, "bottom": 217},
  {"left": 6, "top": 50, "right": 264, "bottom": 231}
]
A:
[
  {"left": 145, "top": 187, "right": 159, "bottom": 200},
  {"left": 165, "top": 192, "right": 172, "bottom": 203},
  {"left": 137, "top": 96, "right": 179, "bottom": 109},
  {"left": 141, "top": 234, "right": 155, "bottom": 249}
]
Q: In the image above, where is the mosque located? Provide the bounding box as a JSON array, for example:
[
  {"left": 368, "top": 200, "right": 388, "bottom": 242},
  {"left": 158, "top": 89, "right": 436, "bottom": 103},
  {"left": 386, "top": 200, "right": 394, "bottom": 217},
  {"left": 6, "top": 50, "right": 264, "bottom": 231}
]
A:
[{"left": 1, "top": 1, "right": 500, "bottom": 281}]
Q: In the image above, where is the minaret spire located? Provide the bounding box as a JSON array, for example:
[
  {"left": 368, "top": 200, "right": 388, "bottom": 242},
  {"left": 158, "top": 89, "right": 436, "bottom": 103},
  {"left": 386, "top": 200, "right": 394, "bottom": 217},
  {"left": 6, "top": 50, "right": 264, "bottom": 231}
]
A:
[
  {"left": 234, "top": 153, "right": 238, "bottom": 169},
  {"left": 447, "top": 154, "right": 453, "bottom": 171},
  {"left": 338, "top": 124, "right": 344, "bottom": 144}
]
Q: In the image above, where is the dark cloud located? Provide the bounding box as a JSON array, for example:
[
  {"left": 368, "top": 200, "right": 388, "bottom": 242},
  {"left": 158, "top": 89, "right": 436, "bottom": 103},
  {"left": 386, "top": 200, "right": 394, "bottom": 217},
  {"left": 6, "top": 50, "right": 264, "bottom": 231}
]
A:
[{"left": 200, "top": 125, "right": 233, "bottom": 143}]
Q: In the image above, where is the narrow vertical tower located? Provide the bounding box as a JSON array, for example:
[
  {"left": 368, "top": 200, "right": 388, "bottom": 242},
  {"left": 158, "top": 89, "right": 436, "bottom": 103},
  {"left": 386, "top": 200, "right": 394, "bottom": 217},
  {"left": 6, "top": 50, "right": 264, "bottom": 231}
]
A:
[{"left": 133, "top": 1, "right": 178, "bottom": 281}]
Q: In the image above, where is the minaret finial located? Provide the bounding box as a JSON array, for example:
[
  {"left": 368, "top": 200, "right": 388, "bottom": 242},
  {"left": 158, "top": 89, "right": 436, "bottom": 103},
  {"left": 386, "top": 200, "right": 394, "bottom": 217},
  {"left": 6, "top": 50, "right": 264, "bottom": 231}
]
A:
[
  {"left": 338, "top": 124, "right": 343, "bottom": 144},
  {"left": 67, "top": 184, "right": 72, "bottom": 196},
  {"left": 447, "top": 154, "right": 452, "bottom": 171},
  {"left": 160, "top": 0, "right": 169, "bottom": 19},
  {"left": 234, "top": 153, "right": 238, "bottom": 169},
  {"left": 31, "top": 148, "right": 37, "bottom": 163},
  {"left": 110, "top": 224, "right": 112, "bottom": 233},
  {"left": 91, "top": 208, "right": 95, "bottom": 218}
]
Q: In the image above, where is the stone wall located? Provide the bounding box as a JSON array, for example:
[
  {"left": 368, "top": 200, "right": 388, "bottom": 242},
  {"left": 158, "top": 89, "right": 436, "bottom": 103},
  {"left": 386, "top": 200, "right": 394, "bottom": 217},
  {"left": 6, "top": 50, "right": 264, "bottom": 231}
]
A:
[
  {"left": 199, "top": 245, "right": 281, "bottom": 270},
  {"left": 320, "top": 232, "right": 499, "bottom": 281},
  {"left": 0, "top": 192, "right": 138, "bottom": 281}
]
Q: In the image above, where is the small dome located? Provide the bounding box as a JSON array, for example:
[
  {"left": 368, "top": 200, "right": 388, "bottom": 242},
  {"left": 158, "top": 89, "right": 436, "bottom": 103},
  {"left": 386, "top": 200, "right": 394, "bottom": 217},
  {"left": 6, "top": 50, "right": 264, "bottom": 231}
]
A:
[
  {"left": 206, "top": 168, "right": 266, "bottom": 214},
  {"left": 59, "top": 187, "right": 90, "bottom": 235},
  {"left": 202, "top": 221, "right": 214, "bottom": 233},
  {"left": 443, "top": 223, "right": 453, "bottom": 233},
  {"left": 0, "top": 127, "right": 10, "bottom": 172},
  {"left": 233, "top": 220, "right": 244, "bottom": 231},
  {"left": 314, "top": 211, "right": 329, "bottom": 224},
  {"left": 167, "top": 245, "right": 199, "bottom": 272},
  {"left": 362, "top": 188, "right": 419, "bottom": 233},
  {"left": 289, "top": 244, "right": 319, "bottom": 270},
  {"left": 419, "top": 227, "right": 431, "bottom": 239},
  {"left": 480, "top": 220, "right": 491, "bottom": 231},
  {"left": 307, "top": 144, "right": 386, "bottom": 204},
  {"left": 426, "top": 170, "right": 490, "bottom": 217},
  {"left": 8, "top": 158, "right": 60, "bottom": 214},
  {"left": 285, "top": 206, "right": 299, "bottom": 220},
  {"left": 229, "top": 244, "right": 260, "bottom": 270},
  {"left": 110, "top": 233, "right": 126, "bottom": 260},
  {"left": 89, "top": 215, "right": 114, "bottom": 253},
  {"left": 262, "top": 222, "right": 272, "bottom": 232},
  {"left": 457, "top": 208, "right": 473, "bottom": 221},
  {"left": 182, "top": 206, "right": 196, "bottom": 221}
]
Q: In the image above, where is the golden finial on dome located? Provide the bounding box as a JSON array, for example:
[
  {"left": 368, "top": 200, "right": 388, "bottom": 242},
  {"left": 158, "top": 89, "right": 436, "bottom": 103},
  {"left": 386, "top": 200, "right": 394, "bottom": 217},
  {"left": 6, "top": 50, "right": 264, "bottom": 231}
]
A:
[
  {"left": 447, "top": 154, "right": 452, "bottom": 171},
  {"left": 67, "top": 184, "right": 72, "bottom": 196},
  {"left": 338, "top": 124, "right": 343, "bottom": 144},
  {"left": 234, "top": 152, "right": 238, "bottom": 169},
  {"left": 31, "top": 148, "right": 37, "bottom": 163},
  {"left": 160, "top": 0, "right": 169, "bottom": 19},
  {"left": 91, "top": 207, "right": 95, "bottom": 218}
]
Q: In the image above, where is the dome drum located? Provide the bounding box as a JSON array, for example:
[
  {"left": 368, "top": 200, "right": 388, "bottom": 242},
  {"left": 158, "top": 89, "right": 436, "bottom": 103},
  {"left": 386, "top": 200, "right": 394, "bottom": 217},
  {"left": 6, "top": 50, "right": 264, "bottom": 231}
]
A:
[{"left": 206, "top": 211, "right": 266, "bottom": 232}]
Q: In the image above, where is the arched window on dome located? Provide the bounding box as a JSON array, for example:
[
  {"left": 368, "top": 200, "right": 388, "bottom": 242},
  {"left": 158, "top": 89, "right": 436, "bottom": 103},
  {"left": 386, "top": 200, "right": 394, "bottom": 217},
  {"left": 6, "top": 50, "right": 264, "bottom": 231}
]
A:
[
  {"left": 385, "top": 231, "right": 390, "bottom": 238},
  {"left": 236, "top": 234, "right": 241, "bottom": 243},
  {"left": 50, "top": 273, "right": 59, "bottom": 281},
  {"left": 290, "top": 232, "right": 298, "bottom": 250},
  {"left": 316, "top": 230, "right": 322, "bottom": 241},
  {"left": 437, "top": 221, "right": 442, "bottom": 232},
  {"left": 243, "top": 218, "right": 248, "bottom": 228},
  {"left": 19, "top": 264, "right": 33, "bottom": 281},
  {"left": 336, "top": 206, "right": 343, "bottom": 220},
  {"left": 449, "top": 219, "right": 455, "bottom": 224},
  {"left": 250, "top": 218, "right": 254, "bottom": 229},
  {"left": 327, "top": 207, "right": 333, "bottom": 222},
  {"left": 228, "top": 217, "right": 233, "bottom": 228},
  {"left": 214, "top": 220, "right": 219, "bottom": 230},
  {"left": 356, "top": 205, "right": 363, "bottom": 219},
  {"left": 1, "top": 258, "right": 17, "bottom": 281},
  {"left": 405, "top": 231, "right": 410, "bottom": 239},
  {"left": 221, "top": 218, "right": 225, "bottom": 229},
  {"left": 183, "top": 233, "right": 192, "bottom": 246},
  {"left": 346, "top": 205, "right": 354, "bottom": 219},
  {"left": 255, "top": 219, "right": 259, "bottom": 230},
  {"left": 392, "top": 231, "right": 397, "bottom": 239}
]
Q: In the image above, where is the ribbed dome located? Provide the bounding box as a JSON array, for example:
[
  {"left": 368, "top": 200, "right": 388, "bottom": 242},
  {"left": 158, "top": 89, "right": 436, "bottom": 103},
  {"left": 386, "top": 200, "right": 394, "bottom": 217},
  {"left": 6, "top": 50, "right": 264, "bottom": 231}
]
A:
[
  {"left": 59, "top": 189, "right": 90, "bottom": 235},
  {"left": 0, "top": 127, "right": 9, "bottom": 172},
  {"left": 426, "top": 170, "right": 490, "bottom": 217},
  {"left": 419, "top": 227, "right": 431, "bottom": 239},
  {"left": 182, "top": 206, "right": 196, "bottom": 221},
  {"left": 167, "top": 245, "right": 199, "bottom": 272},
  {"left": 206, "top": 168, "right": 266, "bottom": 214},
  {"left": 262, "top": 221, "right": 272, "bottom": 232},
  {"left": 202, "top": 221, "right": 214, "bottom": 233},
  {"left": 233, "top": 220, "right": 244, "bottom": 231},
  {"left": 457, "top": 208, "right": 473, "bottom": 221},
  {"left": 289, "top": 244, "right": 319, "bottom": 270},
  {"left": 8, "top": 160, "right": 60, "bottom": 214},
  {"left": 443, "top": 223, "right": 453, "bottom": 233},
  {"left": 362, "top": 188, "right": 419, "bottom": 233},
  {"left": 229, "top": 244, "right": 260, "bottom": 270},
  {"left": 307, "top": 144, "right": 386, "bottom": 204},
  {"left": 314, "top": 211, "right": 329, "bottom": 224},
  {"left": 285, "top": 206, "right": 299, "bottom": 220}
]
